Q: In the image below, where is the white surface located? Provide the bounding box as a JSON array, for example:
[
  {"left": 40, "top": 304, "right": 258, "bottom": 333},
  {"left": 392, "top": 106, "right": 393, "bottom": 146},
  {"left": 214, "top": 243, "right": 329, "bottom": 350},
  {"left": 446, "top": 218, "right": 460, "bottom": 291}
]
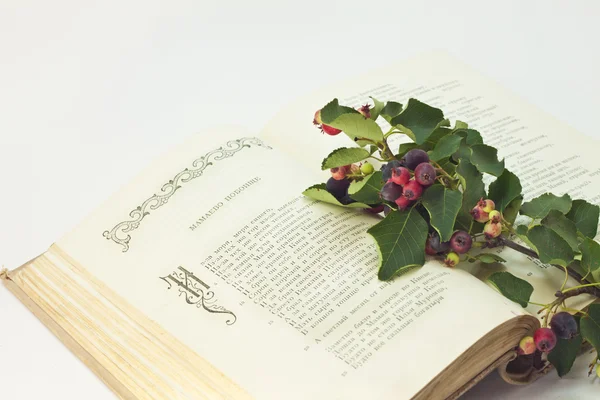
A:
[{"left": 1, "top": 0, "right": 599, "bottom": 398}]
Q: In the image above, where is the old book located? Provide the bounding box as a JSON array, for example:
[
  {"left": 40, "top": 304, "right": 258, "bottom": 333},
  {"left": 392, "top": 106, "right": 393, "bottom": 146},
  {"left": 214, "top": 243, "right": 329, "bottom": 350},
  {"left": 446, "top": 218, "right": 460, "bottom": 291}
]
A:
[{"left": 2, "top": 53, "right": 598, "bottom": 399}]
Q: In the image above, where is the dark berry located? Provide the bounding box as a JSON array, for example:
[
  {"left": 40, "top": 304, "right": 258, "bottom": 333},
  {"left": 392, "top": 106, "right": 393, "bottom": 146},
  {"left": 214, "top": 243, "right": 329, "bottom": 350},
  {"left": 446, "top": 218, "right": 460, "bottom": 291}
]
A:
[
  {"left": 380, "top": 182, "right": 403, "bottom": 202},
  {"left": 533, "top": 327, "right": 557, "bottom": 353},
  {"left": 402, "top": 149, "right": 429, "bottom": 170},
  {"left": 326, "top": 177, "right": 350, "bottom": 200},
  {"left": 425, "top": 232, "right": 450, "bottom": 255},
  {"left": 383, "top": 205, "right": 392, "bottom": 216},
  {"left": 550, "top": 312, "right": 578, "bottom": 339},
  {"left": 402, "top": 180, "right": 423, "bottom": 201},
  {"left": 381, "top": 160, "right": 403, "bottom": 181},
  {"left": 367, "top": 205, "right": 385, "bottom": 214},
  {"left": 395, "top": 195, "right": 412, "bottom": 210},
  {"left": 390, "top": 167, "right": 411, "bottom": 186},
  {"left": 449, "top": 230, "right": 473, "bottom": 254},
  {"left": 339, "top": 194, "right": 355, "bottom": 205},
  {"left": 414, "top": 163, "right": 436, "bottom": 186}
]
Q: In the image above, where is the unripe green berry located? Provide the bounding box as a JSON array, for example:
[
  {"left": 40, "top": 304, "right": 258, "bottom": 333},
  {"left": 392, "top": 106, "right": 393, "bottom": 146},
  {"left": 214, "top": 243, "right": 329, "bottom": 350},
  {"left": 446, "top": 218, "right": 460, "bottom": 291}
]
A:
[
  {"left": 481, "top": 199, "right": 495, "bottom": 213},
  {"left": 517, "top": 336, "right": 536, "bottom": 355},
  {"left": 488, "top": 210, "right": 502, "bottom": 223},
  {"left": 597, "top": 365, "right": 600, "bottom": 379},
  {"left": 361, "top": 162, "right": 375, "bottom": 175},
  {"left": 445, "top": 252, "right": 460, "bottom": 268}
]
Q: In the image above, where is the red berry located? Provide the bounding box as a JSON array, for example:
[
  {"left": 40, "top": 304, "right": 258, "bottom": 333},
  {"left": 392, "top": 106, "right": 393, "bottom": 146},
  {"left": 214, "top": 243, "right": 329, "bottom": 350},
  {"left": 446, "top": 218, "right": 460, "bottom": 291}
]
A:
[
  {"left": 402, "top": 180, "right": 423, "bottom": 201},
  {"left": 395, "top": 195, "right": 412, "bottom": 210},
  {"left": 534, "top": 328, "right": 557, "bottom": 353},
  {"left": 330, "top": 167, "right": 346, "bottom": 180},
  {"left": 390, "top": 167, "right": 411, "bottom": 186},
  {"left": 357, "top": 104, "right": 371, "bottom": 119},
  {"left": 322, "top": 124, "right": 342, "bottom": 136},
  {"left": 450, "top": 231, "right": 473, "bottom": 254},
  {"left": 414, "top": 163, "right": 437, "bottom": 186}
]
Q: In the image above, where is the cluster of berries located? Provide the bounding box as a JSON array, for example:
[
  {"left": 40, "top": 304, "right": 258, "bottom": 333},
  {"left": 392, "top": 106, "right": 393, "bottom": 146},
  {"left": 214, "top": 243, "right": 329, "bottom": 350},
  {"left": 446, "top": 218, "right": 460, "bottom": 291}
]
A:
[
  {"left": 325, "top": 162, "right": 376, "bottom": 206},
  {"left": 471, "top": 198, "right": 503, "bottom": 239},
  {"left": 426, "top": 230, "right": 473, "bottom": 268},
  {"left": 518, "top": 312, "right": 578, "bottom": 356},
  {"left": 380, "top": 149, "right": 437, "bottom": 210}
]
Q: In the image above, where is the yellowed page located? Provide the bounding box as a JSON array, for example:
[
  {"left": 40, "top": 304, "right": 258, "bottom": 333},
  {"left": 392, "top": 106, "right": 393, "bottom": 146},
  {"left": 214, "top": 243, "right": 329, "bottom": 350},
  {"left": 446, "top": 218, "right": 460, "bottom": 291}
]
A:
[
  {"left": 56, "top": 125, "right": 526, "bottom": 400},
  {"left": 260, "top": 52, "right": 599, "bottom": 312}
]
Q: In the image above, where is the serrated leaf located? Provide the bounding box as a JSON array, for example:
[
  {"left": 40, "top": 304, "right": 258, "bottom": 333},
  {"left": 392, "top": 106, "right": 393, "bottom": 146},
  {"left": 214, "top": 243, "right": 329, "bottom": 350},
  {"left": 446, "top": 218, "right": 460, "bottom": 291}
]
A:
[
  {"left": 320, "top": 99, "right": 383, "bottom": 145},
  {"left": 455, "top": 160, "right": 486, "bottom": 233},
  {"left": 548, "top": 334, "right": 583, "bottom": 377},
  {"left": 321, "top": 147, "right": 371, "bottom": 170},
  {"left": 454, "top": 129, "right": 483, "bottom": 145},
  {"left": 488, "top": 170, "right": 522, "bottom": 213},
  {"left": 487, "top": 271, "right": 534, "bottom": 307},
  {"left": 541, "top": 210, "right": 579, "bottom": 252},
  {"left": 503, "top": 196, "right": 523, "bottom": 226},
  {"left": 422, "top": 127, "right": 452, "bottom": 151},
  {"left": 527, "top": 225, "right": 575, "bottom": 267},
  {"left": 421, "top": 185, "right": 463, "bottom": 242},
  {"left": 302, "top": 184, "right": 371, "bottom": 209},
  {"left": 348, "top": 171, "right": 384, "bottom": 204},
  {"left": 521, "top": 193, "right": 572, "bottom": 220},
  {"left": 580, "top": 304, "right": 600, "bottom": 354},
  {"left": 579, "top": 238, "right": 600, "bottom": 281},
  {"left": 468, "top": 144, "right": 505, "bottom": 176},
  {"left": 474, "top": 253, "right": 507, "bottom": 264},
  {"left": 516, "top": 225, "right": 538, "bottom": 252},
  {"left": 369, "top": 97, "right": 385, "bottom": 121},
  {"left": 429, "top": 134, "right": 463, "bottom": 162},
  {"left": 389, "top": 99, "right": 445, "bottom": 145},
  {"left": 380, "top": 101, "right": 403, "bottom": 124},
  {"left": 367, "top": 208, "right": 429, "bottom": 281},
  {"left": 566, "top": 199, "right": 600, "bottom": 238}
]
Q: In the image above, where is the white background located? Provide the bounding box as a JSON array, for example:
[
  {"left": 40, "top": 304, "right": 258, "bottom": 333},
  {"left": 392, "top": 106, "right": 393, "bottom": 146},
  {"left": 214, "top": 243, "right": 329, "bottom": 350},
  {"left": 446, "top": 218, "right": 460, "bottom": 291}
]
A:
[{"left": 1, "top": 1, "right": 599, "bottom": 398}]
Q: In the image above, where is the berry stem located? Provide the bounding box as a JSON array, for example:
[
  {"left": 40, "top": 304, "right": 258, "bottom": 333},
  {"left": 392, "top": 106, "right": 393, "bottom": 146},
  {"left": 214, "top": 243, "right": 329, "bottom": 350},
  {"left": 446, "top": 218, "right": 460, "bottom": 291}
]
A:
[{"left": 561, "top": 282, "right": 600, "bottom": 294}]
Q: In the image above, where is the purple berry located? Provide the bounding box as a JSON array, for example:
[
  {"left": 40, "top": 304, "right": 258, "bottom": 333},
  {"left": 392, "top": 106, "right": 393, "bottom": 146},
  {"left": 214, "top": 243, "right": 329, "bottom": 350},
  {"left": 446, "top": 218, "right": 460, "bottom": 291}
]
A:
[
  {"left": 402, "top": 149, "right": 429, "bottom": 170},
  {"left": 534, "top": 328, "right": 557, "bottom": 353},
  {"left": 425, "top": 232, "right": 451, "bottom": 255},
  {"left": 326, "top": 177, "right": 350, "bottom": 200},
  {"left": 403, "top": 180, "right": 423, "bottom": 201},
  {"left": 450, "top": 230, "right": 473, "bottom": 254},
  {"left": 550, "top": 312, "right": 578, "bottom": 339},
  {"left": 380, "top": 182, "right": 403, "bottom": 202},
  {"left": 414, "top": 163, "right": 437, "bottom": 186}
]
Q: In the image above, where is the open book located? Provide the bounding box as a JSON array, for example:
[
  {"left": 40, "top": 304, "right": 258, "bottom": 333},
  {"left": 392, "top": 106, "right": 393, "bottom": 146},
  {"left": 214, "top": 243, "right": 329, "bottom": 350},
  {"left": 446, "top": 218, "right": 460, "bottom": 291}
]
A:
[{"left": 3, "top": 53, "right": 599, "bottom": 400}]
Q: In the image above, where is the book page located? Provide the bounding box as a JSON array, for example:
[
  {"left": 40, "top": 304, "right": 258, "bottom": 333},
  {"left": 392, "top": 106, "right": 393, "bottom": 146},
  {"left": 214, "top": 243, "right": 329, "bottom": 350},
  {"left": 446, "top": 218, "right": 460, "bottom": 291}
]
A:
[
  {"left": 56, "top": 127, "right": 526, "bottom": 400},
  {"left": 260, "top": 52, "right": 599, "bottom": 313}
]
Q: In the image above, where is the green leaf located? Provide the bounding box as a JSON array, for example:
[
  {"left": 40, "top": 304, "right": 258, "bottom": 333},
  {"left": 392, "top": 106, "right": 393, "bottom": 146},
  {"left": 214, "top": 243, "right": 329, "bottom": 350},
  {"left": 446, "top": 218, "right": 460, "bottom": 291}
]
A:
[
  {"left": 566, "top": 199, "right": 600, "bottom": 238},
  {"left": 520, "top": 193, "right": 572, "bottom": 220},
  {"left": 527, "top": 226, "right": 575, "bottom": 267},
  {"left": 321, "top": 99, "right": 384, "bottom": 145},
  {"left": 429, "top": 134, "right": 463, "bottom": 162},
  {"left": 454, "top": 120, "right": 468, "bottom": 130},
  {"left": 468, "top": 144, "right": 505, "bottom": 176},
  {"left": 321, "top": 147, "right": 371, "bottom": 170},
  {"left": 437, "top": 157, "right": 456, "bottom": 177},
  {"left": 454, "top": 129, "right": 483, "bottom": 145},
  {"left": 579, "top": 238, "right": 600, "bottom": 281},
  {"left": 580, "top": 304, "right": 600, "bottom": 354},
  {"left": 367, "top": 208, "right": 429, "bottom": 281},
  {"left": 302, "top": 184, "right": 371, "bottom": 209},
  {"left": 455, "top": 160, "right": 486, "bottom": 233},
  {"left": 422, "top": 127, "right": 452, "bottom": 151},
  {"left": 348, "top": 171, "right": 384, "bottom": 204},
  {"left": 516, "top": 225, "right": 538, "bottom": 252},
  {"left": 389, "top": 99, "right": 445, "bottom": 145},
  {"left": 487, "top": 271, "right": 534, "bottom": 307},
  {"left": 421, "top": 185, "right": 463, "bottom": 242},
  {"left": 474, "top": 253, "right": 507, "bottom": 264},
  {"left": 369, "top": 97, "right": 385, "bottom": 121},
  {"left": 548, "top": 335, "right": 583, "bottom": 377},
  {"left": 541, "top": 210, "right": 580, "bottom": 252},
  {"left": 488, "top": 169, "right": 522, "bottom": 213},
  {"left": 380, "top": 101, "right": 403, "bottom": 123},
  {"left": 503, "top": 196, "right": 523, "bottom": 226}
]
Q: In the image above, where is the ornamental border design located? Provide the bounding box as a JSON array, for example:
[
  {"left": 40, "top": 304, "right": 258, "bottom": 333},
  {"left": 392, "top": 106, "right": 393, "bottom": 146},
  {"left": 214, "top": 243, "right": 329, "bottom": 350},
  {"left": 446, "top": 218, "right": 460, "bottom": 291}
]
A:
[{"left": 103, "top": 137, "right": 271, "bottom": 252}]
